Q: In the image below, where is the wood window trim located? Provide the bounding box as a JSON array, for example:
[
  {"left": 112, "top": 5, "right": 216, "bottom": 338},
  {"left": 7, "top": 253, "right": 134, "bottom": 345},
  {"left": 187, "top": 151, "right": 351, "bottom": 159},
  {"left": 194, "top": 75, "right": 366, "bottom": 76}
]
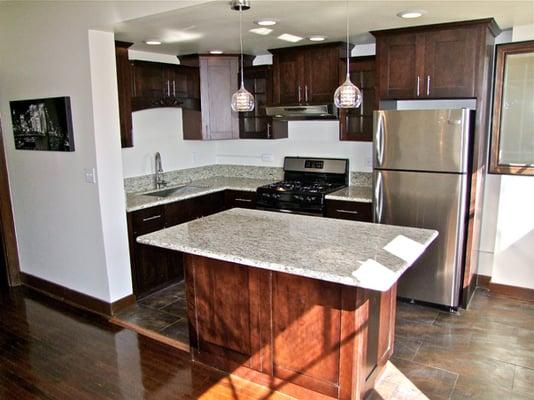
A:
[
  {"left": 489, "top": 40, "right": 534, "bottom": 175},
  {"left": 0, "top": 117, "right": 21, "bottom": 285}
]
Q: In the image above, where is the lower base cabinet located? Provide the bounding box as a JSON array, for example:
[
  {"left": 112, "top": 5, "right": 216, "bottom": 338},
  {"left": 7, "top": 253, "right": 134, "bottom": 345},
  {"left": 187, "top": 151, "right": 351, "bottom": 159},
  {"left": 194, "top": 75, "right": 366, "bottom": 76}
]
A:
[
  {"left": 128, "top": 189, "right": 256, "bottom": 298},
  {"left": 325, "top": 200, "right": 372, "bottom": 222}
]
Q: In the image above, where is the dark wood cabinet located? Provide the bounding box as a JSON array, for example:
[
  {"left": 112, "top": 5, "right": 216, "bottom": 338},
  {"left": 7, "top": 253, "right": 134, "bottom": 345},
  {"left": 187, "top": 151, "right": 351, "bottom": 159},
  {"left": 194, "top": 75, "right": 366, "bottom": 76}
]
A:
[
  {"left": 372, "top": 20, "right": 494, "bottom": 100},
  {"left": 240, "top": 66, "right": 288, "bottom": 140},
  {"left": 115, "top": 41, "right": 134, "bottom": 148},
  {"left": 130, "top": 61, "right": 200, "bottom": 112},
  {"left": 270, "top": 43, "right": 348, "bottom": 106},
  {"left": 181, "top": 55, "right": 255, "bottom": 140},
  {"left": 325, "top": 200, "right": 372, "bottom": 222},
  {"left": 339, "top": 56, "right": 377, "bottom": 142},
  {"left": 225, "top": 190, "right": 256, "bottom": 209},
  {"left": 127, "top": 206, "right": 183, "bottom": 298}
]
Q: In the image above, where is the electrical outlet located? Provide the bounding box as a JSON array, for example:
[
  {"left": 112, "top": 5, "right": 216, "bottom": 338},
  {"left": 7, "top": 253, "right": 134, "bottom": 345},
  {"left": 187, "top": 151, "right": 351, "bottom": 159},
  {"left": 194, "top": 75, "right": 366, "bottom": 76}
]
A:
[
  {"left": 192, "top": 152, "right": 198, "bottom": 163},
  {"left": 84, "top": 168, "right": 97, "bottom": 184},
  {"left": 261, "top": 153, "right": 274, "bottom": 162}
]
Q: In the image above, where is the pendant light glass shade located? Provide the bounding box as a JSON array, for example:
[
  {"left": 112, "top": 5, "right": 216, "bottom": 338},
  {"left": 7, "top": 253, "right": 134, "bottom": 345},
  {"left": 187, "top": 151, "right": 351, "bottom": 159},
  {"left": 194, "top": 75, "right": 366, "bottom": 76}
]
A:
[
  {"left": 231, "top": 84, "right": 255, "bottom": 112},
  {"left": 334, "top": 0, "right": 362, "bottom": 109},
  {"left": 334, "top": 76, "right": 362, "bottom": 108},
  {"left": 231, "top": 5, "right": 255, "bottom": 112}
]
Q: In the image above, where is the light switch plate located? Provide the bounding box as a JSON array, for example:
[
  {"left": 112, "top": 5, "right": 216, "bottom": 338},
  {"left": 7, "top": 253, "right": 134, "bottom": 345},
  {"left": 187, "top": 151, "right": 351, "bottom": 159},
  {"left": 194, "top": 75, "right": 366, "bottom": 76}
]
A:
[
  {"left": 84, "top": 168, "right": 97, "bottom": 184},
  {"left": 261, "top": 153, "right": 274, "bottom": 162}
]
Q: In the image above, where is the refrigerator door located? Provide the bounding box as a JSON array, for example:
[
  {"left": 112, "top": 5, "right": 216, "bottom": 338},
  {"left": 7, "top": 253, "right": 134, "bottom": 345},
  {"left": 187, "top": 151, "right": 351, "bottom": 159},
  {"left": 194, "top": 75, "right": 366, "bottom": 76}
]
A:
[
  {"left": 373, "top": 170, "right": 467, "bottom": 307},
  {"left": 374, "top": 109, "right": 471, "bottom": 173}
]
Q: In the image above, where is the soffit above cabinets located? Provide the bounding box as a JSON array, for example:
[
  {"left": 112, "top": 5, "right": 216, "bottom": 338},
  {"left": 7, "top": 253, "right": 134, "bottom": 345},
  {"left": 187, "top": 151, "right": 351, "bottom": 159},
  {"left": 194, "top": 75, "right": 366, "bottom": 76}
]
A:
[{"left": 114, "top": 0, "right": 533, "bottom": 56}]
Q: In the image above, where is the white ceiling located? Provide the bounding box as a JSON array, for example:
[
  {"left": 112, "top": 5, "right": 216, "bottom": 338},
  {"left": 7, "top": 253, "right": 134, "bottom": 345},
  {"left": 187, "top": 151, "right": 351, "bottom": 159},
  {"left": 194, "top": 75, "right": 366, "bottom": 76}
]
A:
[{"left": 114, "top": 1, "right": 534, "bottom": 56}]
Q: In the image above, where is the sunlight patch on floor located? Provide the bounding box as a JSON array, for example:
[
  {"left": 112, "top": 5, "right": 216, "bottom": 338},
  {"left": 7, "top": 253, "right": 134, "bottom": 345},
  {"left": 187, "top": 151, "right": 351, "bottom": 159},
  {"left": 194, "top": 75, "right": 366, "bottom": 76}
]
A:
[{"left": 373, "top": 361, "right": 429, "bottom": 400}]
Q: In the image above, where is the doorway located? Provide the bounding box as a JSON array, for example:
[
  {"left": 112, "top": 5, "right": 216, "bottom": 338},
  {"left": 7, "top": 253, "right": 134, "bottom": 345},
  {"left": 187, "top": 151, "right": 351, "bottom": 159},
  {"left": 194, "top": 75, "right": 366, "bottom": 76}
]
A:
[{"left": 0, "top": 115, "right": 21, "bottom": 289}]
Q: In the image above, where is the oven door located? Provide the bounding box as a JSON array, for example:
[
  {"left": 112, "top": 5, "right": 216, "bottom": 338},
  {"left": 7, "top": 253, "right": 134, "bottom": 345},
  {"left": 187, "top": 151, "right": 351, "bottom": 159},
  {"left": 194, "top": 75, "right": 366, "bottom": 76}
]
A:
[{"left": 256, "top": 206, "right": 323, "bottom": 217}]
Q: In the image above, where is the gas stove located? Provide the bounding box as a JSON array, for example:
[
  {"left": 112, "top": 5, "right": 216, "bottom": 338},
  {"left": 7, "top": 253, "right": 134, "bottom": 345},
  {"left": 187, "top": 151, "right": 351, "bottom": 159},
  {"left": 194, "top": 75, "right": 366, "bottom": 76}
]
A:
[{"left": 257, "top": 157, "right": 349, "bottom": 216}]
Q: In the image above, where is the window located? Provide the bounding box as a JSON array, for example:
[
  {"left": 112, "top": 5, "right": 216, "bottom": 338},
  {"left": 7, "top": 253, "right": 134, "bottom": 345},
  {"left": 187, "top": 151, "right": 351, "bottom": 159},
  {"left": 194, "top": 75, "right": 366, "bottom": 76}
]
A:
[{"left": 490, "top": 41, "right": 534, "bottom": 175}]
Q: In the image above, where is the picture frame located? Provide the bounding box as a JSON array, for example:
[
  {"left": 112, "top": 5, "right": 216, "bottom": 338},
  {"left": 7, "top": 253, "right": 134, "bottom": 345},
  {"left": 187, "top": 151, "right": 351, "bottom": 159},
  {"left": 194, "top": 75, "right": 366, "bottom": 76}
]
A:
[{"left": 9, "top": 96, "right": 74, "bottom": 152}]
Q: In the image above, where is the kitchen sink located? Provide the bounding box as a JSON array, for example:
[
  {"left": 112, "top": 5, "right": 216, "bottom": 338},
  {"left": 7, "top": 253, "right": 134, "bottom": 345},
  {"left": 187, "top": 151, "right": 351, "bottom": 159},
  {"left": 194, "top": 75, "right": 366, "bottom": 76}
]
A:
[{"left": 144, "top": 185, "right": 209, "bottom": 198}]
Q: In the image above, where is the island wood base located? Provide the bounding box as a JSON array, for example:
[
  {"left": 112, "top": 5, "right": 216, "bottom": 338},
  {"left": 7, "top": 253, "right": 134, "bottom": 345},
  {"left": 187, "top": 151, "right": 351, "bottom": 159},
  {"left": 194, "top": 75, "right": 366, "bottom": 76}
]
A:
[{"left": 185, "top": 254, "right": 397, "bottom": 400}]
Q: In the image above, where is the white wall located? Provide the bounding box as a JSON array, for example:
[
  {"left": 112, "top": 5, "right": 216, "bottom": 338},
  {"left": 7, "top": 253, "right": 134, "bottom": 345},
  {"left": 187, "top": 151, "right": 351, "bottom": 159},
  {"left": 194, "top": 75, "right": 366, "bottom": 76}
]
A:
[
  {"left": 216, "top": 121, "right": 372, "bottom": 171},
  {"left": 122, "top": 108, "right": 217, "bottom": 178},
  {"left": 88, "top": 30, "right": 133, "bottom": 301},
  {"left": 0, "top": 1, "right": 204, "bottom": 302}
]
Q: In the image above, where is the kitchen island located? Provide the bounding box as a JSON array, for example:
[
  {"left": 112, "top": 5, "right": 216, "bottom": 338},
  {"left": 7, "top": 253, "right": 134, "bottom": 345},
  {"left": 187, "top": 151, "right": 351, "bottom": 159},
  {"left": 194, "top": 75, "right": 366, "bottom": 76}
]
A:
[{"left": 138, "top": 208, "right": 437, "bottom": 400}]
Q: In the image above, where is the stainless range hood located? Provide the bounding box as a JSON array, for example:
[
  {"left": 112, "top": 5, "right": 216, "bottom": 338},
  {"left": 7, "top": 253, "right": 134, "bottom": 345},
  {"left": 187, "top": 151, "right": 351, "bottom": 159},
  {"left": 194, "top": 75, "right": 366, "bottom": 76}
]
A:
[{"left": 265, "top": 104, "right": 338, "bottom": 120}]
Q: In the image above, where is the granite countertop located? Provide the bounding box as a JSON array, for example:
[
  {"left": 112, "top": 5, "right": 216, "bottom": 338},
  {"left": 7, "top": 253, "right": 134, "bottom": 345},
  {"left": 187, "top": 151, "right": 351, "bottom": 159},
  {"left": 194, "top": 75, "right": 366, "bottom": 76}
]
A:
[
  {"left": 126, "top": 177, "right": 277, "bottom": 212},
  {"left": 326, "top": 185, "right": 373, "bottom": 203},
  {"left": 127, "top": 177, "right": 373, "bottom": 212},
  {"left": 137, "top": 208, "right": 437, "bottom": 292}
]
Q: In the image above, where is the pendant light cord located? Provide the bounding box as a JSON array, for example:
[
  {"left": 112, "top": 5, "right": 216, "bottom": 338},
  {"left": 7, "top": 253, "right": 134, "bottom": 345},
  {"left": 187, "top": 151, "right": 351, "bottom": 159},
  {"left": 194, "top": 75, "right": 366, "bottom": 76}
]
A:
[
  {"left": 346, "top": 0, "right": 350, "bottom": 79},
  {"left": 239, "top": 5, "right": 244, "bottom": 87}
]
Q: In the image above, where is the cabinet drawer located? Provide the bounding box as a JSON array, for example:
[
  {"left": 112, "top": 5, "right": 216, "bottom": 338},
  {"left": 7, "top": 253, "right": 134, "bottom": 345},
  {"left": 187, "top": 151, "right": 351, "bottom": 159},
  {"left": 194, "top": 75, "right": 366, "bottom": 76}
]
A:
[
  {"left": 131, "top": 206, "right": 165, "bottom": 236},
  {"left": 225, "top": 190, "right": 256, "bottom": 209},
  {"left": 325, "top": 200, "right": 372, "bottom": 222}
]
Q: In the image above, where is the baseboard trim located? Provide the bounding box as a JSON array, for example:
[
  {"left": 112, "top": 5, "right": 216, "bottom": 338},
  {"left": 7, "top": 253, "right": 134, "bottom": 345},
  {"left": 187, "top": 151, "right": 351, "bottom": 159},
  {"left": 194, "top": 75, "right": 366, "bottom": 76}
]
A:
[
  {"left": 476, "top": 274, "right": 534, "bottom": 302},
  {"left": 20, "top": 272, "right": 135, "bottom": 317}
]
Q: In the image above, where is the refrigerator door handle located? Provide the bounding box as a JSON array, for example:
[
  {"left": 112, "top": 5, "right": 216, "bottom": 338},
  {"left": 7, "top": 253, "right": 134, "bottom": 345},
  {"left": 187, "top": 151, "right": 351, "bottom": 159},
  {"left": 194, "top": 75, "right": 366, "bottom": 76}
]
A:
[
  {"left": 374, "top": 172, "right": 383, "bottom": 223},
  {"left": 375, "top": 112, "right": 385, "bottom": 168}
]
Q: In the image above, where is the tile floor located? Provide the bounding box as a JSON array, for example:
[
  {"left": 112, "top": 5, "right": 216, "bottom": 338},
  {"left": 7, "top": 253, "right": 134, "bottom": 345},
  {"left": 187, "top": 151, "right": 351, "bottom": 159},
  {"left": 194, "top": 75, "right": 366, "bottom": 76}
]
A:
[
  {"left": 116, "top": 282, "right": 189, "bottom": 343},
  {"left": 115, "top": 285, "right": 534, "bottom": 400}
]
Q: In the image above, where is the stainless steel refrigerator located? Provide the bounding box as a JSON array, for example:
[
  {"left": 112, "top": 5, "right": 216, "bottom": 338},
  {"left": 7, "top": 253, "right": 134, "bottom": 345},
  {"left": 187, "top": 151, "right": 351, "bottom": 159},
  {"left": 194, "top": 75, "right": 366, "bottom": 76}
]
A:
[{"left": 373, "top": 109, "right": 473, "bottom": 308}]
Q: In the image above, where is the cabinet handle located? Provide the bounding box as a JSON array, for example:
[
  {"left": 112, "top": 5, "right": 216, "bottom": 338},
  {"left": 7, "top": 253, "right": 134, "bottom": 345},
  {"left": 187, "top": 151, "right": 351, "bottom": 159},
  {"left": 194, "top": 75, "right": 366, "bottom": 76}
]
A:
[
  {"left": 305, "top": 85, "right": 308, "bottom": 102},
  {"left": 298, "top": 86, "right": 302, "bottom": 103},
  {"left": 267, "top": 123, "right": 271, "bottom": 139},
  {"left": 426, "top": 75, "right": 431, "bottom": 96},
  {"left": 336, "top": 209, "right": 359, "bottom": 215},
  {"left": 142, "top": 215, "right": 162, "bottom": 222},
  {"left": 416, "top": 76, "right": 420, "bottom": 97},
  {"left": 172, "top": 80, "right": 176, "bottom": 97},
  {"left": 166, "top": 80, "right": 170, "bottom": 97},
  {"left": 235, "top": 198, "right": 252, "bottom": 202}
]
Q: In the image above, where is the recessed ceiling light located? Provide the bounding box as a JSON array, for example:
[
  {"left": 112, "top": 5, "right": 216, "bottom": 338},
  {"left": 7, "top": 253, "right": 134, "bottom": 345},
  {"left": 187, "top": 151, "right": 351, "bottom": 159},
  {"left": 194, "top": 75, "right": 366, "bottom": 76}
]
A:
[
  {"left": 309, "top": 35, "right": 327, "bottom": 42},
  {"left": 278, "top": 33, "right": 303, "bottom": 43},
  {"left": 145, "top": 40, "right": 162, "bottom": 45},
  {"left": 397, "top": 10, "right": 426, "bottom": 19},
  {"left": 209, "top": 50, "right": 224, "bottom": 54},
  {"left": 255, "top": 19, "right": 277, "bottom": 26},
  {"left": 249, "top": 28, "right": 273, "bottom": 36}
]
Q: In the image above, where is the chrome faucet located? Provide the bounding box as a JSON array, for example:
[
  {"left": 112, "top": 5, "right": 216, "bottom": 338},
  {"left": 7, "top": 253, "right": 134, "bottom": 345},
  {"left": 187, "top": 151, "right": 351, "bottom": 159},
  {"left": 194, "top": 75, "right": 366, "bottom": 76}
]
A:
[{"left": 154, "top": 152, "right": 167, "bottom": 189}]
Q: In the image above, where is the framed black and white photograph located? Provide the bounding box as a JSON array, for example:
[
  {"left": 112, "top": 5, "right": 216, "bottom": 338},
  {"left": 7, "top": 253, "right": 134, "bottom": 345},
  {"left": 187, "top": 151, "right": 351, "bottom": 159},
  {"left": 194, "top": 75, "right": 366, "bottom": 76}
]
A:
[{"left": 10, "top": 96, "right": 74, "bottom": 152}]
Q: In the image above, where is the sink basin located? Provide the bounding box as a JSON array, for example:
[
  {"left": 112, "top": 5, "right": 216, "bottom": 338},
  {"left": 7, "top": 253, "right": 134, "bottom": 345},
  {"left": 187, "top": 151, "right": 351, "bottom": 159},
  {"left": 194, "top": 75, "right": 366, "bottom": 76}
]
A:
[{"left": 144, "top": 185, "right": 209, "bottom": 198}]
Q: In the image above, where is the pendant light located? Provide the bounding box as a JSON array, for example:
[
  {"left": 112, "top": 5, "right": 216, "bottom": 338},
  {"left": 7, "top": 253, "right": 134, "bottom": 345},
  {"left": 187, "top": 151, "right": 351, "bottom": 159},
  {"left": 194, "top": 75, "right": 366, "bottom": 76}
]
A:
[
  {"left": 231, "top": 4, "right": 255, "bottom": 112},
  {"left": 334, "top": 0, "right": 362, "bottom": 109}
]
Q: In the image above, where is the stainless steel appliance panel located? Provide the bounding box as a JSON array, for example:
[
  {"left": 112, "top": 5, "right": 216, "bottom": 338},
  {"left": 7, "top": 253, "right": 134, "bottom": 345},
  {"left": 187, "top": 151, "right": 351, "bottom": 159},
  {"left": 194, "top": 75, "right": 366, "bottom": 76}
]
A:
[
  {"left": 374, "top": 109, "right": 471, "bottom": 173},
  {"left": 373, "top": 170, "right": 467, "bottom": 307}
]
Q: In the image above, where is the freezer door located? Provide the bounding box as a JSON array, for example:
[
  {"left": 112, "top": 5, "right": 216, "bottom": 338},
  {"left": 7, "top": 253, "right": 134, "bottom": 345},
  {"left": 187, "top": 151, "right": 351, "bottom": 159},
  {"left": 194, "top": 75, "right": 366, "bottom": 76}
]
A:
[
  {"left": 373, "top": 170, "right": 468, "bottom": 307},
  {"left": 374, "top": 109, "right": 471, "bottom": 173}
]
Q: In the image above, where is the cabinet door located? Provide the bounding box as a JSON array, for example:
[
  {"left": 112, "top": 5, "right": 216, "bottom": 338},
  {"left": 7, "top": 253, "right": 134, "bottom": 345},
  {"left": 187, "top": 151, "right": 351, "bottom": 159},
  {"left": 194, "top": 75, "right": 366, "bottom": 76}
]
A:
[
  {"left": 340, "top": 56, "right": 376, "bottom": 141},
  {"left": 195, "top": 191, "right": 226, "bottom": 217},
  {"left": 132, "top": 61, "right": 166, "bottom": 100},
  {"left": 273, "top": 51, "right": 304, "bottom": 105},
  {"left": 303, "top": 46, "right": 340, "bottom": 104},
  {"left": 423, "top": 27, "right": 478, "bottom": 98},
  {"left": 135, "top": 244, "right": 183, "bottom": 298},
  {"left": 115, "top": 41, "right": 133, "bottom": 148},
  {"left": 376, "top": 33, "right": 421, "bottom": 99},
  {"left": 165, "top": 198, "right": 196, "bottom": 227},
  {"left": 200, "top": 57, "right": 239, "bottom": 140}
]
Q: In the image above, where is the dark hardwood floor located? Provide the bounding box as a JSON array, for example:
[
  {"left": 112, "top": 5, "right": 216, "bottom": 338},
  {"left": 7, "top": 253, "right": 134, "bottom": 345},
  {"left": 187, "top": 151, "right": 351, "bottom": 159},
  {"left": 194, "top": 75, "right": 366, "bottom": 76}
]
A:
[{"left": 1, "top": 286, "right": 533, "bottom": 399}]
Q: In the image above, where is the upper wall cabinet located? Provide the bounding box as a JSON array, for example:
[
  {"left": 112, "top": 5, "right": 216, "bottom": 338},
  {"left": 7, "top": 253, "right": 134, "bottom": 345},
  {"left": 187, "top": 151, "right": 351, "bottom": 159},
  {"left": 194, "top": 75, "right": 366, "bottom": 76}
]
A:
[
  {"left": 372, "top": 19, "right": 500, "bottom": 100},
  {"left": 131, "top": 61, "right": 200, "bottom": 111},
  {"left": 270, "top": 43, "right": 349, "bottom": 106},
  {"left": 180, "top": 55, "right": 253, "bottom": 140},
  {"left": 115, "top": 41, "right": 134, "bottom": 148},
  {"left": 240, "top": 65, "right": 288, "bottom": 140},
  {"left": 339, "top": 56, "right": 377, "bottom": 142}
]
